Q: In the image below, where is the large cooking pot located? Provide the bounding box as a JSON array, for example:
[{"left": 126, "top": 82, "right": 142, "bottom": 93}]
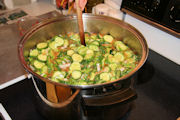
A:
[
  {"left": 18, "top": 14, "right": 148, "bottom": 120},
  {"left": 18, "top": 14, "right": 148, "bottom": 89}
]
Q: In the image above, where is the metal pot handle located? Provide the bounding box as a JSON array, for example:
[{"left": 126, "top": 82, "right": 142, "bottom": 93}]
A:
[
  {"left": 30, "top": 75, "right": 80, "bottom": 108},
  {"left": 83, "top": 88, "right": 137, "bottom": 107}
]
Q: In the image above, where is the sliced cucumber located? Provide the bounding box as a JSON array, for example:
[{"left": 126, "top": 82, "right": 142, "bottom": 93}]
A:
[
  {"left": 51, "top": 71, "right": 65, "bottom": 82},
  {"left": 107, "top": 54, "right": 116, "bottom": 63},
  {"left": 103, "top": 66, "right": 110, "bottom": 72},
  {"left": 34, "top": 60, "right": 44, "bottom": 69},
  {"left": 90, "top": 72, "right": 96, "bottom": 81},
  {"left": 111, "top": 77, "right": 116, "bottom": 81},
  {"left": 70, "top": 33, "right": 80, "bottom": 41},
  {"left": 72, "top": 71, "right": 81, "bottom": 79},
  {"left": 109, "top": 63, "right": 117, "bottom": 71},
  {"left": 72, "top": 54, "right": 83, "bottom": 62},
  {"left": 89, "top": 45, "right": 99, "bottom": 51},
  {"left": 91, "top": 41, "right": 99, "bottom": 46},
  {"left": 49, "top": 37, "right": 64, "bottom": 50},
  {"left": 70, "top": 44, "right": 76, "bottom": 48},
  {"left": 41, "top": 49, "right": 48, "bottom": 55},
  {"left": 103, "top": 35, "right": 113, "bottom": 43},
  {"left": 49, "top": 41, "right": 58, "bottom": 50},
  {"left": 126, "top": 58, "right": 136, "bottom": 64},
  {"left": 30, "top": 49, "right": 39, "bottom": 57},
  {"left": 115, "top": 41, "right": 128, "bottom": 51},
  {"left": 63, "top": 39, "right": 69, "bottom": 47},
  {"left": 90, "top": 33, "right": 97, "bottom": 40},
  {"left": 67, "top": 50, "right": 75, "bottom": 56},
  {"left": 37, "top": 42, "right": 48, "bottom": 50},
  {"left": 41, "top": 65, "right": 48, "bottom": 74},
  {"left": 70, "top": 62, "right": 81, "bottom": 71},
  {"left": 78, "top": 46, "right": 88, "bottom": 56},
  {"left": 100, "top": 72, "right": 110, "bottom": 81},
  {"left": 98, "top": 33, "right": 103, "bottom": 39},
  {"left": 114, "top": 52, "right": 125, "bottom": 62},
  {"left": 55, "top": 37, "right": 64, "bottom": 46},
  {"left": 84, "top": 49, "right": 94, "bottom": 60},
  {"left": 124, "top": 50, "right": 133, "bottom": 58},
  {"left": 38, "top": 54, "right": 47, "bottom": 62}
]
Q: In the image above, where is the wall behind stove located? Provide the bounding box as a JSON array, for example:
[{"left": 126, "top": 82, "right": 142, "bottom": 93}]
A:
[{"left": 124, "top": 14, "right": 180, "bottom": 65}]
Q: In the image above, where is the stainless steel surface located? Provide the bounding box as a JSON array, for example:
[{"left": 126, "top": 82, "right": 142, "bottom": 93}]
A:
[
  {"left": 0, "top": 23, "right": 25, "bottom": 85},
  {"left": 0, "top": 10, "right": 62, "bottom": 85},
  {"left": 18, "top": 14, "right": 149, "bottom": 89}
]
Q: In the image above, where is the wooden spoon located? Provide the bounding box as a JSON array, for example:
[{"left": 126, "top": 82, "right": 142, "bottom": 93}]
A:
[
  {"left": 46, "top": 0, "right": 85, "bottom": 103},
  {"left": 75, "top": 0, "right": 86, "bottom": 46}
]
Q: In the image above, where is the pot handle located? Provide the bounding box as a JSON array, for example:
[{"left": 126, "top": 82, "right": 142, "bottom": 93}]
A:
[
  {"left": 31, "top": 75, "right": 80, "bottom": 108},
  {"left": 83, "top": 88, "right": 137, "bottom": 107}
]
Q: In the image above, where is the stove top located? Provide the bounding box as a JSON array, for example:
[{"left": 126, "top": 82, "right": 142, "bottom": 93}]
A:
[{"left": 0, "top": 49, "right": 180, "bottom": 120}]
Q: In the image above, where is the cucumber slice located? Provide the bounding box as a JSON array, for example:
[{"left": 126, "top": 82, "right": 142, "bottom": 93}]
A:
[
  {"left": 70, "top": 62, "right": 81, "bottom": 71},
  {"left": 41, "top": 49, "right": 48, "bottom": 55},
  {"left": 89, "top": 45, "right": 99, "bottom": 51},
  {"left": 109, "top": 63, "right": 117, "bottom": 71},
  {"left": 38, "top": 54, "right": 47, "bottom": 62},
  {"left": 37, "top": 42, "right": 48, "bottom": 50},
  {"left": 100, "top": 72, "right": 110, "bottom": 81},
  {"left": 67, "top": 50, "right": 75, "bottom": 56},
  {"left": 98, "top": 33, "right": 103, "bottom": 39},
  {"left": 49, "top": 37, "right": 64, "bottom": 50},
  {"left": 115, "top": 41, "right": 128, "bottom": 51},
  {"left": 33, "top": 60, "right": 44, "bottom": 69},
  {"left": 49, "top": 41, "right": 58, "bottom": 50},
  {"left": 72, "top": 54, "right": 83, "bottom": 62},
  {"left": 91, "top": 33, "right": 97, "bottom": 40},
  {"left": 41, "top": 65, "right": 48, "bottom": 74},
  {"left": 55, "top": 37, "right": 64, "bottom": 46},
  {"left": 78, "top": 46, "right": 88, "bottom": 56},
  {"left": 103, "top": 35, "right": 113, "bottom": 43},
  {"left": 30, "top": 49, "right": 39, "bottom": 57},
  {"left": 63, "top": 40, "right": 69, "bottom": 47},
  {"left": 103, "top": 67, "right": 110, "bottom": 72},
  {"left": 70, "top": 33, "right": 80, "bottom": 41},
  {"left": 84, "top": 49, "right": 94, "bottom": 60},
  {"left": 114, "top": 52, "right": 125, "bottom": 62},
  {"left": 91, "top": 41, "right": 99, "bottom": 46},
  {"left": 90, "top": 72, "right": 95, "bottom": 81},
  {"left": 107, "top": 54, "right": 116, "bottom": 63},
  {"left": 111, "top": 77, "right": 116, "bottom": 81},
  {"left": 51, "top": 71, "right": 65, "bottom": 82},
  {"left": 72, "top": 71, "right": 81, "bottom": 79},
  {"left": 124, "top": 50, "right": 133, "bottom": 58}
]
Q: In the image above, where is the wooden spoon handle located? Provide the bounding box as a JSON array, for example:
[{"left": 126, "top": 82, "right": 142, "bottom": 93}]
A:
[
  {"left": 75, "top": 0, "right": 86, "bottom": 46},
  {"left": 46, "top": 82, "right": 58, "bottom": 103},
  {"left": 46, "top": 82, "right": 72, "bottom": 103}
]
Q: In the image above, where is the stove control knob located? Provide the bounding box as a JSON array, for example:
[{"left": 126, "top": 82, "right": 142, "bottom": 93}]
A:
[{"left": 170, "top": 4, "right": 180, "bottom": 23}]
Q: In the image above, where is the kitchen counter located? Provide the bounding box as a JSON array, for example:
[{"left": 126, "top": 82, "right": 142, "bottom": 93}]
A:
[{"left": 0, "top": 2, "right": 61, "bottom": 89}]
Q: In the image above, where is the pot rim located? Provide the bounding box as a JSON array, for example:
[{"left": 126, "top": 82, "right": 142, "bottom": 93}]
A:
[{"left": 18, "top": 14, "right": 149, "bottom": 89}]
